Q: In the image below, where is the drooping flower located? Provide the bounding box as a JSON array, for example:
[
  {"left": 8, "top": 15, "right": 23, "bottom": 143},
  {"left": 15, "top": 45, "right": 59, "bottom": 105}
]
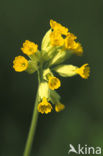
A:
[
  {"left": 21, "top": 40, "right": 38, "bottom": 56},
  {"left": 48, "top": 76, "right": 61, "bottom": 90},
  {"left": 13, "top": 56, "right": 28, "bottom": 72},
  {"left": 55, "top": 103, "right": 65, "bottom": 112},
  {"left": 54, "top": 64, "right": 90, "bottom": 79},
  {"left": 75, "top": 64, "right": 90, "bottom": 79},
  {"left": 37, "top": 97, "right": 52, "bottom": 114}
]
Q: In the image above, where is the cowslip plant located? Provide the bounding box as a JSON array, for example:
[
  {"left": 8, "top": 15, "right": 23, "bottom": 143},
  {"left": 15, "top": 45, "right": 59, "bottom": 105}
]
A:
[{"left": 13, "top": 20, "right": 90, "bottom": 156}]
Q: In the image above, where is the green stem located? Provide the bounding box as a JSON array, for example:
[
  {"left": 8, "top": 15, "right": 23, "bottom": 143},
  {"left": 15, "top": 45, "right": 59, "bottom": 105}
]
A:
[{"left": 23, "top": 71, "right": 40, "bottom": 156}]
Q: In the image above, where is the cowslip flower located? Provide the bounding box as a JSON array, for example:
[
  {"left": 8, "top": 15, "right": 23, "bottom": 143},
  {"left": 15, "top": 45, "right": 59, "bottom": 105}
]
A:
[
  {"left": 21, "top": 40, "right": 38, "bottom": 56},
  {"left": 48, "top": 76, "right": 61, "bottom": 90},
  {"left": 49, "top": 20, "right": 83, "bottom": 56},
  {"left": 37, "top": 97, "right": 52, "bottom": 114},
  {"left": 55, "top": 103, "right": 65, "bottom": 112},
  {"left": 54, "top": 64, "right": 90, "bottom": 79},
  {"left": 42, "top": 68, "right": 61, "bottom": 90},
  {"left": 75, "top": 64, "right": 90, "bottom": 79},
  {"left": 12, "top": 19, "right": 90, "bottom": 156},
  {"left": 64, "top": 35, "right": 83, "bottom": 56},
  {"left": 13, "top": 56, "right": 28, "bottom": 72},
  {"left": 50, "top": 19, "right": 68, "bottom": 35},
  {"left": 50, "top": 30, "right": 64, "bottom": 46}
]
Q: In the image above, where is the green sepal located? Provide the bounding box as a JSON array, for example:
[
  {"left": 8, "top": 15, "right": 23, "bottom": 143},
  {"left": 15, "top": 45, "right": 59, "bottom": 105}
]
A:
[
  {"left": 26, "top": 60, "right": 38, "bottom": 74},
  {"left": 49, "top": 90, "right": 61, "bottom": 104},
  {"left": 49, "top": 49, "right": 72, "bottom": 67}
]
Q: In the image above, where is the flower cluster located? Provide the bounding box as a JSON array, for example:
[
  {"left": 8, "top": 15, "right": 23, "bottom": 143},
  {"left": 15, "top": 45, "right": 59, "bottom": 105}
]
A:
[
  {"left": 50, "top": 20, "right": 83, "bottom": 56},
  {"left": 13, "top": 20, "right": 90, "bottom": 114}
]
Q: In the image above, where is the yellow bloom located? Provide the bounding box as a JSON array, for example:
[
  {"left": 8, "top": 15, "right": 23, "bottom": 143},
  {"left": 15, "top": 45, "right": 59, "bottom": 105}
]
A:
[
  {"left": 55, "top": 103, "right": 65, "bottom": 112},
  {"left": 21, "top": 40, "right": 38, "bottom": 56},
  {"left": 64, "top": 33, "right": 83, "bottom": 55},
  {"left": 50, "top": 19, "right": 68, "bottom": 35},
  {"left": 50, "top": 31, "right": 64, "bottom": 46},
  {"left": 67, "top": 32, "right": 77, "bottom": 40},
  {"left": 65, "top": 37, "right": 76, "bottom": 49},
  {"left": 64, "top": 34, "right": 77, "bottom": 49},
  {"left": 75, "top": 64, "right": 90, "bottom": 79},
  {"left": 13, "top": 56, "right": 28, "bottom": 72},
  {"left": 37, "top": 97, "right": 52, "bottom": 114},
  {"left": 73, "top": 42, "right": 83, "bottom": 56},
  {"left": 48, "top": 76, "right": 61, "bottom": 90}
]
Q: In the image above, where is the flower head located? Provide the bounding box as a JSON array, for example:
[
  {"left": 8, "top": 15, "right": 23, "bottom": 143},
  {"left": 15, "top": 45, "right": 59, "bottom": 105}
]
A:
[
  {"left": 55, "top": 103, "right": 65, "bottom": 112},
  {"left": 76, "top": 64, "right": 90, "bottom": 79},
  {"left": 48, "top": 76, "right": 61, "bottom": 90},
  {"left": 49, "top": 20, "right": 83, "bottom": 58},
  {"left": 50, "top": 19, "right": 68, "bottom": 35},
  {"left": 37, "top": 97, "right": 52, "bottom": 114},
  {"left": 21, "top": 40, "right": 38, "bottom": 56},
  {"left": 13, "top": 56, "right": 28, "bottom": 72},
  {"left": 13, "top": 20, "right": 90, "bottom": 116}
]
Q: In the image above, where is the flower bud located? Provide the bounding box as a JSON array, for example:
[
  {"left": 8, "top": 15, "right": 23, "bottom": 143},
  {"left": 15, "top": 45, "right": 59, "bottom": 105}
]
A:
[{"left": 41, "top": 29, "right": 52, "bottom": 52}]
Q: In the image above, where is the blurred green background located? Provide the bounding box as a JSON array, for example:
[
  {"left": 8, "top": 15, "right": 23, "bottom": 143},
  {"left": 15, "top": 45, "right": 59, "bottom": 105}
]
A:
[{"left": 0, "top": 0, "right": 103, "bottom": 155}]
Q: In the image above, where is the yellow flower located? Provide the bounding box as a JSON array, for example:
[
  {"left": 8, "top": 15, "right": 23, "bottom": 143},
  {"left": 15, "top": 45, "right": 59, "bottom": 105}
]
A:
[
  {"left": 55, "top": 103, "right": 65, "bottom": 112},
  {"left": 64, "top": 34, "right": 77, "bottom": 49},
  {"left": 50, "top": 31, "right": 64, "bottom": 46},
  {"left": 21, "top": 40, "right": 38, "bottom": 56},
  {"left": 73, "top": 42, "right": 83, "bottom": 56},
  {"left": 50, "top": 19, "right": 68, "bottom": 35},
  {"left": 37, "top": 97, "right": 52, "bottom": 114},
  {"left": 65, "top": 37, "right": 75, "bottom": 49},
  {"left": 75, "top": 64, "right": 90, "bottom": 79},
  {"left": 65, "top": 33, "right": 75, "bottom": 44},
  {"left": 67, "top": 32, "right": 77, "bottom": 40},
  {"left": 64, "top": 33, "right": 83, "bottom": 55},
  {"left": 48, "top": 76, "right": 61, "bottom": 90},
  {"left": 13, "top": 56, "right": 28, "bottom": 72}
]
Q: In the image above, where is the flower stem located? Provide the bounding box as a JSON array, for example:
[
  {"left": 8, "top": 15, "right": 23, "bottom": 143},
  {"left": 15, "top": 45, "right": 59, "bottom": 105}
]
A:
[{"left": 23, "top": 72, "right": 40, "bottom": 156}]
